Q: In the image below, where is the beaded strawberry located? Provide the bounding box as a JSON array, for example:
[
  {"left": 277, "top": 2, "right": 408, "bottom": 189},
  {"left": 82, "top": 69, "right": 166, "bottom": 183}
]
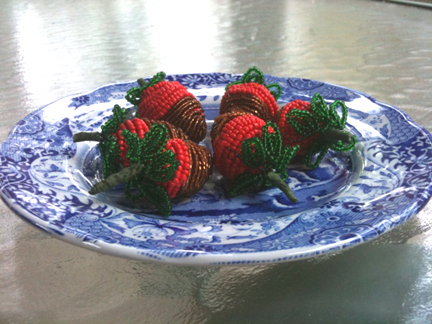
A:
[
  {"left": 125, "top": 72, "right": 207, "bottom": 143},
  {"left": 87, "top": 123, "right": 212, "bottom": 217},
  {"left": 73, "top": 105, "right": 188, "bottom": 178},
  {"left": 274, "top": 93, "right": 357, "bottom": 169},
  {"left": 219, "top": 67, "right": 282, "bottom": 121},
  {"left": 211, "top": 112, "right": 299, "bottom": 202}
]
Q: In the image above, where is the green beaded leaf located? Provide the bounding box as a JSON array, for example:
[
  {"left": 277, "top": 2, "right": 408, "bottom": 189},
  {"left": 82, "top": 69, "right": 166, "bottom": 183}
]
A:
[
  {"left": 262, "top": 122, "right": 282, "bottom": 161},
  {"left": 240, "top": 66, "right": 265, "bottom": 84},
  {"left": 328, "top": 100, "right": 348, "bottom": 130},
  {"left": 287, "top": 109, "right": 323, "bottom": 138},
  {"left": 98, "top": 135, "right": 121, "bottom": 178},
  {"left": 310, "top": 93, "right": 349, "bottom": 131},
  {"left": 277, "top": 145, "right": 300, "bottom": 174},
  {"left": 124, "top": 179, "right": 172, "bottom": 217},
  {"left": 241, "top": 137, "right": 266, "bottom": 170},
  {"left": 125, "top": 178, "right": 146, "bottom": 202},
  {"left": 241, "top": 122, "right": 298, "bottom": 174},
  {"left": 101, "top": 105, "right": 128, "bottom": 135},
  {"left": 124, "top": 172, "right": 172, "bottom": 217},
  {"left": 330, "top": 133, "right": 357, "bottom": 152},
  {"left": 287, "top": 93, "right": 356, "bottom": 169},
  {"left": 125, "top": 72, "right": 167, "bottom": 106},
  {"left": 125, "top": 87, "right": 143, "bottom": 106},
  {"left": 225, "top": 67, "right": 282, "bottom": 101},
  {"left": 236, "top": 123, "right": 299, "bottom": 196},
  {"left": 310, "top": 93, "right": 332, "bottom": 125},
  {"left": 266, "top": 83, "right": 282, "bottom": 101},
  {"left": 229, "top": 173, "right": 265, "bottom": 197},
  {"left": 305, "top": 141, "right": 331, "bottom": 170},
  {"left": 226, "top": 67, "right": 265, "bottom": 89},
  {"left": 144, "top": 71, "right": 166, "bottom": 90},
  {"left": 122, "top": 125, "right": 179, "bottom": 183},
  {"left": 146, "top": 150, "right": 180, "bottom": 183},
  {"left": 122, "top": 130, "right": 143, "bottom": 165},
  {"left": 141, "top": 124, "right": 169, "bottom": 158},
  {"left": 141, "top": 182, "right": 172, "bottom": 217},
  {"left": 288, "top": 93, "right": 351, "bottom": 138}
]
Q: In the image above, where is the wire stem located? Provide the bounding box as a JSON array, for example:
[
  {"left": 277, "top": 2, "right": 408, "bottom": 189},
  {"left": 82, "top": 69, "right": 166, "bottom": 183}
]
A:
[
  {"left": 73, "top": 132, "right": 103, "bottom": 142},
  {"left": 324, "top": 128, "right": 353, "bottom": 145},
  {"left": 89, "top": 164, "right": 142, "bottom": 195},
  {"left": 266, "top": 171, "right": 298, "bottom": 203},
  {"left": 137, "top": 78, "right": 147, "bottom": 88}
]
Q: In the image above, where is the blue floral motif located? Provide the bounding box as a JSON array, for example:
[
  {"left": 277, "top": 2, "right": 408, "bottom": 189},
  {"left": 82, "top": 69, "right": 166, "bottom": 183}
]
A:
[
  {"left": 69, "top": 95, "right": 90, "bottom": 108},
  {"left": 311, "top": 225, "right": 376, "bottom": 246},
  {"left": 15, "top": 115, "right": 45, "bottom": 135},
  {"left": 288, "top": 78, "right": 324, "bottom": 90},
  {"left": 0, "top": 73, "right": 431, "bottom": 265}
]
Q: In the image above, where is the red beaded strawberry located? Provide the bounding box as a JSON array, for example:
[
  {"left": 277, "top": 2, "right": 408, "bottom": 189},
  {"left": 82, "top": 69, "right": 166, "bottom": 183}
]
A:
[
  {"left": 219, "top": 67, "right": 282, "bottom": 120},
  {"left": 125, "top": 72, "right": 207, "bottom": 143},
  {"left": 73, "top": 105, "right": 187, "bottom": 178},
  {"left": 274, "top": 93, "right": 357, "bottom": 169},
  {"left": 88, "top": 123, "right": 212, "bottom": 217},
  {"left": 211, "top": 112, "right": 299, "bottom": 202}
]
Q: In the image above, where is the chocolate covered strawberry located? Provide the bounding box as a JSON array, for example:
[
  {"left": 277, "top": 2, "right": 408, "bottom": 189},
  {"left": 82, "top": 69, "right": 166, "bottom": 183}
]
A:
[
  {"left": 211, "top": 112, "right": 299, "bottom": 202},
  {"left": 89, "top": 123, "right": 212, "bottom": 217},
  {"left": 219, "top": 67, "right": 282, "bottom": 120},
  {"left": 125, "top": 72, "right": 207, "bottom": 143},
  {"left": 274, "top": 93, "right": 357, "bottom": 169},
  {"left": 73, "top": 105, "right": 188, "bottom": 178}
]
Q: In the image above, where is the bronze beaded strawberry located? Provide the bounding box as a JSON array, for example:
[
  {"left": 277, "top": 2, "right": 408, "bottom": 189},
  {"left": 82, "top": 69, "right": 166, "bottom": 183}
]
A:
[
  {"left": 211, "top": 112, "right": 299, "bottom": 203},
  {"left": 88, "top": 123, "right": 212, "bottom": 217},
  {"left": 73, "top": 105, "right": 188, "bottom": 178},
  {"left": 274, "top": 93, "right": 357, "bottom": 169},
  {"left": 125, "top": 72, "right": 207, "bottom": 143},
  {"left": 219, "top": 67, "right": 282, "bottom": 121}
]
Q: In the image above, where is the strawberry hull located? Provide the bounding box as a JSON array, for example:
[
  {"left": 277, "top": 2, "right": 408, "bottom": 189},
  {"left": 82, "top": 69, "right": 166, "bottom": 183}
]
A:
[
  {"left": 115, "top": 118, "right": 187, "bottom": 167},
  {"left": 86, "top": 123, "right": 212, "bottom": 217},
  {"left": 273, "top": 100, "right": 319, "bottom": 156},
  {"left": 211, "top": 112, "right": 299, "bottom": 203},
  {"left": 274, "top": 93, "right": 357, "bottom": 169},
  {"left": 212, "top": 114, "right": 266, "bottom": 180}
]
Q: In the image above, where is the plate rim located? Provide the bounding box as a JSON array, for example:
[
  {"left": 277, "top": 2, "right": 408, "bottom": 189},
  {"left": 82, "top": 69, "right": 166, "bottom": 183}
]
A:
[{"left": 1, "top": 72, "right": 432, "bottom": 266}]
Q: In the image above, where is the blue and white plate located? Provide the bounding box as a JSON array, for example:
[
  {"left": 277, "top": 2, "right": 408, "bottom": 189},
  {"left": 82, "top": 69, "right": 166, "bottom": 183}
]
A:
[{"left": 1, "top": 73, "right": 432, "bottom": 265}]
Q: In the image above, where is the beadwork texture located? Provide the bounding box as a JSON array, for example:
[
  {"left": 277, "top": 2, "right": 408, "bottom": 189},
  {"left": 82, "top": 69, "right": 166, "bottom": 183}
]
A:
[
  {"left": 274, "top": 93, "right": 357, "bottom": 169},
  {"left": 211, "top": 112, "right": 298, "bottom": 202},
  {"left": 220, "top": 67, "right": 282, "bottom": 119},
  {"left": 125, "top": 72, "right": 207, "bottom": 142},
  {"left": 89, "top": 123, "right": 212, "bottom": 216}
]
